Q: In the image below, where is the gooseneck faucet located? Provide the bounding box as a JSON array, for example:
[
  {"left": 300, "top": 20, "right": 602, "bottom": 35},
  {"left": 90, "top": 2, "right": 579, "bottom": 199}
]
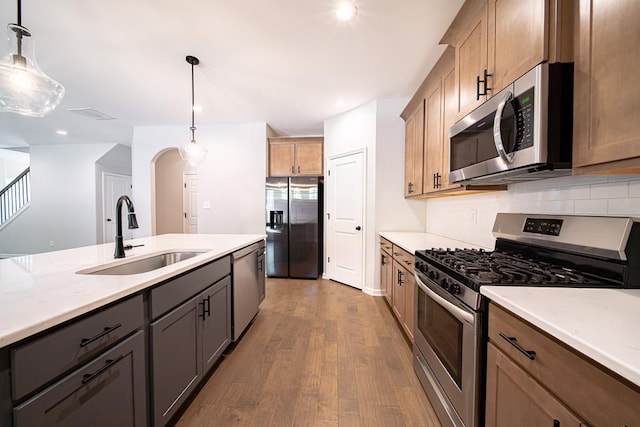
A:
[{"left": 114, "top": 195, "right": 139, "bottom": 258}]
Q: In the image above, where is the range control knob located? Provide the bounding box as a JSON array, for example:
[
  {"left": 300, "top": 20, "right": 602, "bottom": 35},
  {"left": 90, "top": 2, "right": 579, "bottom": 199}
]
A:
[
  {"left": 440, "top": 278, "right": 450, "bottom": 290},
  {"left": 450, "top": 283, "right": 461, "bottom": 295}
]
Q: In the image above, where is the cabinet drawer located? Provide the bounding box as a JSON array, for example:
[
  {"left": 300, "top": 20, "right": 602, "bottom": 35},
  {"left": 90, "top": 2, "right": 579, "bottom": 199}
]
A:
[
  {"left": 13, "top": 330, "right": 147, "bottom": 427},
  {"left": 150, "top": 255, "right": 231, "bottom": 319},
  {"left": 488, "top": 303, "right": 640, "bottom": 426},
  {"left": 392, "top": 245, "right": 414, "bottom": 274},
  {"left": 379, "top": 237, "right": 393, "bottom": 253},
  {"left": 11, "top": 295, "right": 143, "bottom": 400}
]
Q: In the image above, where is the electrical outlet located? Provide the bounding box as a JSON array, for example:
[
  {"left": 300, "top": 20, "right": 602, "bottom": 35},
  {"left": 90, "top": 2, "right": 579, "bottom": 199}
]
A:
[
  {"left": 203, "top": 201, "right": 211, "bottom": 209},
  {"left": 49, "top": 240, "right": 54, "bottom": 247}
]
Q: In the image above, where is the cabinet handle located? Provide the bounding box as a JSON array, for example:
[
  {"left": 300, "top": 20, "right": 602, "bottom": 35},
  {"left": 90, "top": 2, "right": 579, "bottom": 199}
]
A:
[
  {"left": 381, "top": 254, "right": 386, "bottom": 266},
  {"left": 499, "top": 332, "right": 536, "bottom": 360},
  {"left": 292, "top": 165, "right": 295, "bottom": 174},
  {"left": 477, "top": 69, "right": 493, "bottom": 100},
  {"left": 80, "top": 323, "right": 122, "bottom": 347},
  {"left": 436, "top": 173, "right": 442, "bottom": 188},
  {"left": 408, "top": 182, "right": 414, "bottom": 194},
  {"left": 199, "top": 296, "right": 211, "bottom": 320},
  {"left": 298, "top": 165, "right": 300, "bottom": 173},
  {"left": 553, "top": 421, "right": 560, "bottom": 427},
  {"left": 397, "top": 270, "right": 403, "bottom": 286},
  {"left": 81, "top": 355, "right": 124, "bottom": 384}
]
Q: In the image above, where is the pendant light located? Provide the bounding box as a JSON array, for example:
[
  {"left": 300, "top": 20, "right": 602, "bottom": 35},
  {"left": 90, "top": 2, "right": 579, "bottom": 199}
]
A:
[
  {"left": 179, "top": 55, "right": 207, "bottom": 166},
  {"left": 0, "top": 0, "right": 65, "bottom": 117}
]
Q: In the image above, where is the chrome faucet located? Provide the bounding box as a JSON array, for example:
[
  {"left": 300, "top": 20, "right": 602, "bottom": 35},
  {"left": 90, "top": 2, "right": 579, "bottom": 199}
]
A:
[{"left": 114, "top": 195, "right": 139, "bottom": 258}]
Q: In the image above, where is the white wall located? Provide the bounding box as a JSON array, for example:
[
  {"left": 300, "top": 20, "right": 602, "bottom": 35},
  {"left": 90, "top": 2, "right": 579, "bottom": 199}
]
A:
[
  {"left": 324, "top": 98, "right": 422, "bottom": 295},
  {"left": 0, "top": 143, "right": 117, "bottom": 255},
  {"left": 131, "top": 123, "right": 267, "bottom": 238},
  {"left": 426, "top": 175, "right": 640, "bottom": 249},
  {"left": 0, "top": 148, "right": 30, "bottom": 187}
]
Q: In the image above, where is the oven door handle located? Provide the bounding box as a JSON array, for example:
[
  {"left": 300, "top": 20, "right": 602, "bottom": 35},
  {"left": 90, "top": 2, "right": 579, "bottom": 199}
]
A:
[
  {"left": 416, "top": 274, "right": 475, "bottom": 325},
  {"left": 493, "top": 90, "right": 515, "bottom": 165}
]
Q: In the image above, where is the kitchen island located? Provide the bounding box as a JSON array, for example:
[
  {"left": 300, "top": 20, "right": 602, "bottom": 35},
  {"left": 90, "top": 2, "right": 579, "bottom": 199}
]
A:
[{"left": 0, "top": 233, "right": 265, "bottom": 426}]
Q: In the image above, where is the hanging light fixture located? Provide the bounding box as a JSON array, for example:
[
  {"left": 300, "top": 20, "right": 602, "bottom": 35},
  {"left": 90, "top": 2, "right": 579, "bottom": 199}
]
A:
[
  {"left": 0, "top": 0, "right": 65, "bottom": 117},
  {"left": 179, "top": 55, "right": 207, "bottom": 166}
]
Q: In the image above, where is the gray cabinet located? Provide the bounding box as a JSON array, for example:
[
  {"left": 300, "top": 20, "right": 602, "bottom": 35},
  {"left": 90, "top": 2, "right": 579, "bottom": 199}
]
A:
[
  {"left": 13, "top": 331, "right": 146, "bottom": 426},
  {"left": 150, "top": 269, "right": 232, "bottom": 427}
]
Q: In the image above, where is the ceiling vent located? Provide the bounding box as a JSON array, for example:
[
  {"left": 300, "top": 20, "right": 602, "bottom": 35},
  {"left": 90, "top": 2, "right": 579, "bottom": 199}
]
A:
[{"left": 67, "top": 108, "right": 116, "bottom": 120}]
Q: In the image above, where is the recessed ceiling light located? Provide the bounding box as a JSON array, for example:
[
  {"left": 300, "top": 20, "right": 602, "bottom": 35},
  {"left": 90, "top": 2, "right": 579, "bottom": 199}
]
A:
[
  {"left": 336, "top": 99, "right": 347, "bottom": 108},
  {"left": 336, "top": 2, "right": 357, "bottom": 21},
  {"left": 56, "top": 130, "right": 68, "bottom": 136}
]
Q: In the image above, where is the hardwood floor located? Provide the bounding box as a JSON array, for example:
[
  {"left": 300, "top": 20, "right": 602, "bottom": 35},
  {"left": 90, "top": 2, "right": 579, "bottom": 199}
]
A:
[{"left": 176, "top": 278, "right": 441, "bottom": 426}]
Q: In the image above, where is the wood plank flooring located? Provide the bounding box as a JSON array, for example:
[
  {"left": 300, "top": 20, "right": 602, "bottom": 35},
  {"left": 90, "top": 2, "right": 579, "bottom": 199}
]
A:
[{"left": 176, "top": 278, "right": 441, "bottom": 426}]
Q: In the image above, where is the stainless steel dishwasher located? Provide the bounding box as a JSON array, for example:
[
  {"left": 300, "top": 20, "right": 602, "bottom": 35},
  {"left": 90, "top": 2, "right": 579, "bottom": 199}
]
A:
[{"left": 231, "top": 242, "right": 260, "bottom": 341}]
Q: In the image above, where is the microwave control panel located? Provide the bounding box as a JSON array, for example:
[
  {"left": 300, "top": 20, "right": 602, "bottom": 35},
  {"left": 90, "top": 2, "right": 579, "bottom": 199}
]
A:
[{"left": 513, "top": 87, "right": 535, "bottom": 151}]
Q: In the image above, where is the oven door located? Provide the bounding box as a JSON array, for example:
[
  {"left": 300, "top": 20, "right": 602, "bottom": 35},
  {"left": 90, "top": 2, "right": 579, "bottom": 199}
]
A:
[{"left": 414, "top": 272, "right": 481, "bottom": 427}]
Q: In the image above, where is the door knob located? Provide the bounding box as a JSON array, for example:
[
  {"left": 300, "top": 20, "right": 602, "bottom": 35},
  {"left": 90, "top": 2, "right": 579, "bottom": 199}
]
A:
[
  {"left": 356, "top": 226, "right": 361, "bottom": 231},
  {"left": 106, "top": 218, "right": 112, "bottom": 222}
]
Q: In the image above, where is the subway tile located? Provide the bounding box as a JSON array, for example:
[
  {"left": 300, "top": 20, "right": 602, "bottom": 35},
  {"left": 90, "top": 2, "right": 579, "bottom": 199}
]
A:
[
  {"left": 544, "top": 200, "right": 575, "bottom": 213},
  {"left": 559, "top": 185, "right": 591, "bottom": 200},
  {"left": 629, "top": 180, "right": 640, "bottom": 197},
  {"left": 590, "top": 182, "right": 629, "bottom": 199},
  {"left": 607, "top": 198, "right": 640, "bottom": 216},
  {"left": 575, "top": 199, "right": 608, "bottom": 214}
]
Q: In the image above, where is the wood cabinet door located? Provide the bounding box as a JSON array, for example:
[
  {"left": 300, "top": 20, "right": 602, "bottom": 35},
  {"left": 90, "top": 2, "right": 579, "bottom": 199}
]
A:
[
  {"left": 201, "top": 277, "right": 232, "bottom": 374},
  {"left": 380, "top": 250, "right": 393, "bottom": 305},
  {"left": 269, "top": 143, "right": 295, "bottom": 176},
  {"left": 424, "top": 82, "right": 444, "bottom": 193},
  {"left": 402, "top": 271, "right": 415, "bottom": 342},
  {"left": 404, "top": 113, "right": 416, "bottom": 197},
  {"left": 456, "top": 3, "right": 489, "bottom": 119},
  {"left": 295, "top": 142, "right": 323, "bottom": 175},
  {"left": 441, "top": 65, "right": 460, "bottom": 191},
  {"left": 485, "top": 343, "right": 585, "bottom": 427},
  {"left": 411, "top": 102, "right": 425, "bottom": 195},
  {"left": 391, "top": 261, "right": 406, "bottom": 323},
  {"left": 573, "top": 0, "right": 640, "bottom": 173},
  {"left": 490, "top": 0, "right": 547, "bottom": 95}
]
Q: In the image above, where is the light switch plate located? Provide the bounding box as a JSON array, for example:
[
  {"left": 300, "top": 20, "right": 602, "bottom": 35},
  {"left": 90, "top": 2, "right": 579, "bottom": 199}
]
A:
[{"left": 203, "top": 200, "right": 211, "bottom": 209}]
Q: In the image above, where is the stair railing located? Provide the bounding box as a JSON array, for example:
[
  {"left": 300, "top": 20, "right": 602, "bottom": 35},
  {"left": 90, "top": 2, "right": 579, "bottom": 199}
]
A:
[{"left": 0, "top": 167, "right": 30, "bottom": 227}]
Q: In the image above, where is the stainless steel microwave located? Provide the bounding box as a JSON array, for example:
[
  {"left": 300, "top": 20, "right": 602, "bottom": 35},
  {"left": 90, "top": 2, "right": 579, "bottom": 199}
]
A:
[{"left": 449, "top": 63, "right": 573, "bottom": 185}]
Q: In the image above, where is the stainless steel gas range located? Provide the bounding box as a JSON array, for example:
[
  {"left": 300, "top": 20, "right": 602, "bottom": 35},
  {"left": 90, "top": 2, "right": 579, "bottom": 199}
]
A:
[{"left": 412, "top": 213, "right": 640, "bottom": 427}]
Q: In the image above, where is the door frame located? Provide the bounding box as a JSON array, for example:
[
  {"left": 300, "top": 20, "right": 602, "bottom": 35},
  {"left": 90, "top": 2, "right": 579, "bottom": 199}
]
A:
[
  {"left": 325, "top": 148, "right": 367, "bottom": 290},
  {"left": 101, "top": 172, "right": 132, "bottom": 244},
  {"left": 182, "top": 172, "right": 198, "bottom": 233}
]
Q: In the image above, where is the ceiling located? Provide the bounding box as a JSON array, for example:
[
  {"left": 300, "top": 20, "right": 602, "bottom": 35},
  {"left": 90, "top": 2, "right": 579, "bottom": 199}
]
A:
[{"left": 0, "top": 0, "right": 463, "bottom": 148}]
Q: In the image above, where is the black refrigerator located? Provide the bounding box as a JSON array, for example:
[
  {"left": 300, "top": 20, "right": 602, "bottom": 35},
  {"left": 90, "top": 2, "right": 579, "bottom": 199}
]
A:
[{"left": 265, "top": 176, "right": 323, "bottom": 279}]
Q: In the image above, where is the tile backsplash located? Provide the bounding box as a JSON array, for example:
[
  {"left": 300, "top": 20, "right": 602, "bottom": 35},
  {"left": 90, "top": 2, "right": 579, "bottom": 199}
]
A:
[{"left": 426, "top": 175, "right": 640, "bottom": 249}]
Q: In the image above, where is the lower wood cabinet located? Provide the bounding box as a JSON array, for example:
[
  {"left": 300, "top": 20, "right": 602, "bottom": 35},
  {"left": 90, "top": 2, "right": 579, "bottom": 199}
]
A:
[
  {"left": 150, "top": 276, "right": 231, "bottom": 427},
  {"left": 13, "top": 331, "right": 147, "bottom": 426},
  {"left": 486, "top": 302, "right": 640, "bottom": 427},
  {"left": 380, "top": 237, "right": 415, "bottom": 343}
]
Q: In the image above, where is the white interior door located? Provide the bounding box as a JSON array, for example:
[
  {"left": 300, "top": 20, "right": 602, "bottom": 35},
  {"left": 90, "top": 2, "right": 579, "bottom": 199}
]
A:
[
  {"left": 103, "top": 173, "right": 132, "bottom": 243},
  {"left": 183, "top": 172, "right": 198, "bottom": 234},
  {"left": 327, "top": 151, "right": 364, "bottom": 289}
]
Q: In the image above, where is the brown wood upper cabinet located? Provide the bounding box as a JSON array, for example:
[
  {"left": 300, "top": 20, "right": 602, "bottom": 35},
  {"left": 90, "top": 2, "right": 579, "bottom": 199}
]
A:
[
  {"left": 403, "top": 101, "right": 425, "bottom": 196},
  {"left": 572, "top": 0, "right": 640, "bottom": 174},
  {"left": 268, "top": 137, "right": 323, "bottom": 177},
  {"left": 442, "top": 0, "right": 573, "bottom": 120}
]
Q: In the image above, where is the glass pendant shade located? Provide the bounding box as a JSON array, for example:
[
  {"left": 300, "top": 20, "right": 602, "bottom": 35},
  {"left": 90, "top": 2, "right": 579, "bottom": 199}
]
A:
[
  {"left": 0, "top": 24, "right": 65, "bottom": 117},
  {"left": 179, "top": 136, "right": 208, "bottom": 166}
]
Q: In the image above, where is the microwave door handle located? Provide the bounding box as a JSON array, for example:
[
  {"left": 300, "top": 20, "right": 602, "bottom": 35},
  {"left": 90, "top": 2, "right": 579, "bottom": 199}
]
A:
[
  {"left": 493, "top": 90, "right": 515, "bottom": 164},
  {"left": 415, "top": 274, "right": 475, "bottom": 325}
]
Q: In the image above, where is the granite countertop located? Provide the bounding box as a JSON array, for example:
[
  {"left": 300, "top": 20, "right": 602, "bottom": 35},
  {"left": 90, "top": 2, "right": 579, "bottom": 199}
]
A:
[
  {"left": 379, "top": 231, "right": 492, "bottom": 253},
  {"left": 0, "top": 233, "right": 264, "bottom": 348},
  {"left": 481, "top": 286, "right": 640, "bottom": 388}
]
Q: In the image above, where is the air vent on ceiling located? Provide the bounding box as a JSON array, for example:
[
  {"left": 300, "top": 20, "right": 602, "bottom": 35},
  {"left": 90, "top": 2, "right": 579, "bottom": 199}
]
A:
[{"left": 67, "top": 108, "right": 116, "bottom": 120}]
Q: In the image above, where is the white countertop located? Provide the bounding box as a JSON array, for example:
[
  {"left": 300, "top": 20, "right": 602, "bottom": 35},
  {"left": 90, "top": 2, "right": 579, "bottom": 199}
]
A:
[
  {"left": 379, "top": 231, "right": 491, "bottom": 254},
  {"left": 0, "top": 233, "right": 264, "bottom": 348},
  {"left": 481, "top": 286, "right": 640, "bottom": 388}
]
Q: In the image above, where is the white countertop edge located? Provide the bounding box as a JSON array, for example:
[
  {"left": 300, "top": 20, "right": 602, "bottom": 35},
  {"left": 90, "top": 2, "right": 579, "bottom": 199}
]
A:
[
  {"left": 481, "top": 286, "right": 640, "bottom": 388},
  {"left": 0, "top": 234, "right": 265, "bottom": 348},
  {"left": 379, "top": 231, "right": 490, "bottom": 254}
]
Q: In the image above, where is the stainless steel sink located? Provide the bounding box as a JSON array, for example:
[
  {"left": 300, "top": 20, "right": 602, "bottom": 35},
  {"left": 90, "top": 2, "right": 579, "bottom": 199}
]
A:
[{"left": 79, "top": 251, "right": 206, "bottom": 275}]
